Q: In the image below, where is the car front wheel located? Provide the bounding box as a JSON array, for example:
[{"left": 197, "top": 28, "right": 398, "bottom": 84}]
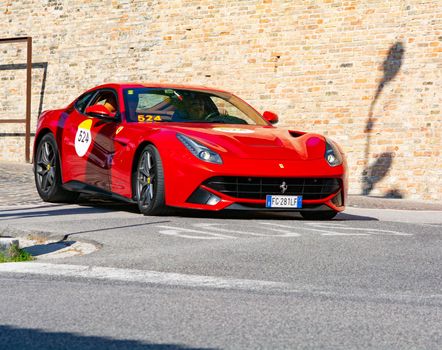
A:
[{"left": 135, "top": 144, "right": 168, "bottom": 215}]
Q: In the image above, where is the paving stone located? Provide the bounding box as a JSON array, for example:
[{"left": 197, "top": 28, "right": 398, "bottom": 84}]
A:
[{"left": 0, "top": 162, "right": 42, "bottom": 207}]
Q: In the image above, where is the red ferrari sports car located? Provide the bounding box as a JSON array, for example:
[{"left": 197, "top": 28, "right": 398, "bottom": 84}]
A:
[{"left": 33, "top": 83, "right": 347, "bottom": 219}]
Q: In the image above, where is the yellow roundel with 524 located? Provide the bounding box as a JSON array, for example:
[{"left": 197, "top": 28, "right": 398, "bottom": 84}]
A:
[{"left": 75, "top": 119, "right": 93, "bottom": 157}]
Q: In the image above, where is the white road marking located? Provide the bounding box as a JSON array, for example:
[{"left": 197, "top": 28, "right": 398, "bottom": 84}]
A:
[
  {"left": 258, "top": 226, "right": 301, "bottom": 237},
  {"left": 194, "top": 223, "right": 301, "bottom": 237},
  {"left": 1, "top": 262, "right": 441, "bottom": 305},
  {"left": 262, "top": 222, "right": 369, "bottom": 236},
  {"left": 193, "top": 223, "right": 265, "bottom": 237},
  {"left": 156, "top": 225, "right": 234, "bottom": 240},
  {"left": 0, "top": 262, "right": 289, "bottom": 292},
  {"left": 306, "top": 222, "right": 413, "bottom": 236},
  {"left": 155, "top": 222, "right": 413, "bottom": 240}
]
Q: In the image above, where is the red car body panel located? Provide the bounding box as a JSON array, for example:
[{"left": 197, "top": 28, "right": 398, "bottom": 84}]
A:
[{"left": 34, "top": 83, "right": 347, "bottom": 212}]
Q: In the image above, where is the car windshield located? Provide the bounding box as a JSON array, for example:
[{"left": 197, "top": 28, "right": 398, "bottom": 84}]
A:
[{"left": 123, "top": 88, "right": 267, "bottom": 125}]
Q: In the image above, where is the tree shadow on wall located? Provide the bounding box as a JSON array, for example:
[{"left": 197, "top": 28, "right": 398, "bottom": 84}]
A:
[
  {"left": 361, "top": 42, "right": 404, "bottom": 196},
  {"left": 361, "top": 152, "right": 403, "bottom": 197}
]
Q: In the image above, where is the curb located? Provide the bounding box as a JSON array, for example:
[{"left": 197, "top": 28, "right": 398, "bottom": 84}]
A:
[
  {"left": 1, "top": 227, "right": 65, "bottom": 242},
  {"left": 347, "top": 195, "right": 442, "bottom": 211},
  {"left": 0, "top": 238, "right": 19, "bottom": 254},
  {"left": 0, "top": 227, "right": 103, "bottom": 251}
]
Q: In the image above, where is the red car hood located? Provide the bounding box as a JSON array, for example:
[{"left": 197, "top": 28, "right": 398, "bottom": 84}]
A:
[{"left": 163, "top": 124, "right": 326, "bottom": 161}]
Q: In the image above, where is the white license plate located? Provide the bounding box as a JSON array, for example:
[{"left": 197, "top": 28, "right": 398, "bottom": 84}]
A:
[{"left": 265, "top": 195, "right": 302, "bottom": 208}]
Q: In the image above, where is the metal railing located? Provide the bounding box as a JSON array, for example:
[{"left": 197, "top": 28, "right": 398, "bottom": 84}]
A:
[{"left": 0, "top": 37, "right": 32, "bottom": 162}]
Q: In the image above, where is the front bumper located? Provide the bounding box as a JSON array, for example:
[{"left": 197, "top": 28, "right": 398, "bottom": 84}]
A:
[{"left": 162, "top": 150, "right": 347, "bottom": 212}]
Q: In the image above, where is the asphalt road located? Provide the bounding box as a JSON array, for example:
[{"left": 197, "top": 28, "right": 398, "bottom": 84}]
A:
[{"left": 0, "top": 199, "right": 441, "bottom": 349}]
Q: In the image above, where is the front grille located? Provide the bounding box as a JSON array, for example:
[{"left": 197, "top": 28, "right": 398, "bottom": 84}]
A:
[{"left": 204, "top": 177, "right": 340, "bottom": 200}]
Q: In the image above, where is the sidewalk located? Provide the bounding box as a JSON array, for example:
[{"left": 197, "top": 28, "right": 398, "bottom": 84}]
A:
[
  {"left": 348, "top": 194, "right": 442, "bottom": 211},
  {"left": 0, "top": 162, "right": 42, "bottom": 207},
  {"left": 1, "top": 161, "right": 441, "bottom": 210}
]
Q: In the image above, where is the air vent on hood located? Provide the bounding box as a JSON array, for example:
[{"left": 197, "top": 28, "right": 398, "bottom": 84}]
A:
[{"left": 288, "top": 130, "right": 306, "bottom": 138}]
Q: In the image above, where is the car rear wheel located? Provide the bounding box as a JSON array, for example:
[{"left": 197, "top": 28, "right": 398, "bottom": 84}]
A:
[
  {"left": 135, "top": 144, "right": 168, "bottom": 215},
  {"left": 300, "top": 210, "right": 338, "bottom": 220},
  {"left": 34, "top": 133, "right": 79, "bottom": 203}
]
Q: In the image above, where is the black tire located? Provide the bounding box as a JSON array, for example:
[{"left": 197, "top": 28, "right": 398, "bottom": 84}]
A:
[
  {"left": 34, "top": 133, "right": 79, "bottom": 203},
  {"left": 135, "top": 144, "right": 169, "bottom": 215},
  {"left": 300, "top": 210, "right": 338, "bottom": 220}
]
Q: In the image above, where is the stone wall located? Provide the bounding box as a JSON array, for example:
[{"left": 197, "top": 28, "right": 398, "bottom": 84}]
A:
[{"left": 0, "top": 0, "right": 441, "bottom": 201}]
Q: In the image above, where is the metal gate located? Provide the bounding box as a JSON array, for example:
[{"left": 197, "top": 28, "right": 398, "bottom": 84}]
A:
[{"left": 0, "top": 37, "right": 32, "bottom": 162}]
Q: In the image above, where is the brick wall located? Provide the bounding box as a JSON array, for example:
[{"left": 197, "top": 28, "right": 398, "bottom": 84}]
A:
[{"left": 0, "top": 0, "right": 441, "bottom": 201}]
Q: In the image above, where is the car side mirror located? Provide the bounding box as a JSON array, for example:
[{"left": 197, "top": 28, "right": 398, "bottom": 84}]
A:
[
  {"left": 85, "top": 105, "right": 116, "bottom": 119},
  {"left": 263, "top": 111, "right": 279, "bottom": 124}
]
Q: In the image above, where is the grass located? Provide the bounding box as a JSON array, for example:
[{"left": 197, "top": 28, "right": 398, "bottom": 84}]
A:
[{"left": 0, "top": 244, "right": 34, "bottom": 263}]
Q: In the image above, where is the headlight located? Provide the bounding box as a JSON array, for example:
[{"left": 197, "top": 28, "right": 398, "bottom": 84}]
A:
[
  {"left": 177, "top": 133, "right": 222, "bottom": 164},
  {"left": 325, "top": 139, "right": 343, "bottom": 167}
]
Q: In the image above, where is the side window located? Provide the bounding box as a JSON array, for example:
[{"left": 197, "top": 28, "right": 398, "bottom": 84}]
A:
[
  {"left": 74, "top": 91, "right": 95, "bottom": 114},
  {"left": 89, "top": 90, "right": 119, "bottom": 115}
]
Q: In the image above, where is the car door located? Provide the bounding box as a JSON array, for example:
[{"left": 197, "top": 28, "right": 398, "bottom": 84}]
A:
[{"left": 62, "top": 89, "right": 120, "bottom": 192}]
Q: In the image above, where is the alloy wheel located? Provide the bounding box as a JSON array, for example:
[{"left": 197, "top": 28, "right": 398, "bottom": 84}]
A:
[
  {"left": 137, "top": 150, "right": 156, "bottom": 209},
  {"left": 36, "top": 141, "right": 57, "bottom": 194}
]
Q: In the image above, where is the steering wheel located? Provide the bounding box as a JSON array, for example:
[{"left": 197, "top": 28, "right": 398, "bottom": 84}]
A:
[{"left": 204, "top": 111, "right": 221, "bottom": 121}]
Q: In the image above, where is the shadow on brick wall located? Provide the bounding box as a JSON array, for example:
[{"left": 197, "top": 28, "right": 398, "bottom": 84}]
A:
[
  {"left": 361, "top": 151, "right": 403, "bottom": 198},
  {"left": 0, "top": 62, "right": 48, "bottom": 137},
  {"left": 361, "top": 42, "right": 404, "bottom": 196}
]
